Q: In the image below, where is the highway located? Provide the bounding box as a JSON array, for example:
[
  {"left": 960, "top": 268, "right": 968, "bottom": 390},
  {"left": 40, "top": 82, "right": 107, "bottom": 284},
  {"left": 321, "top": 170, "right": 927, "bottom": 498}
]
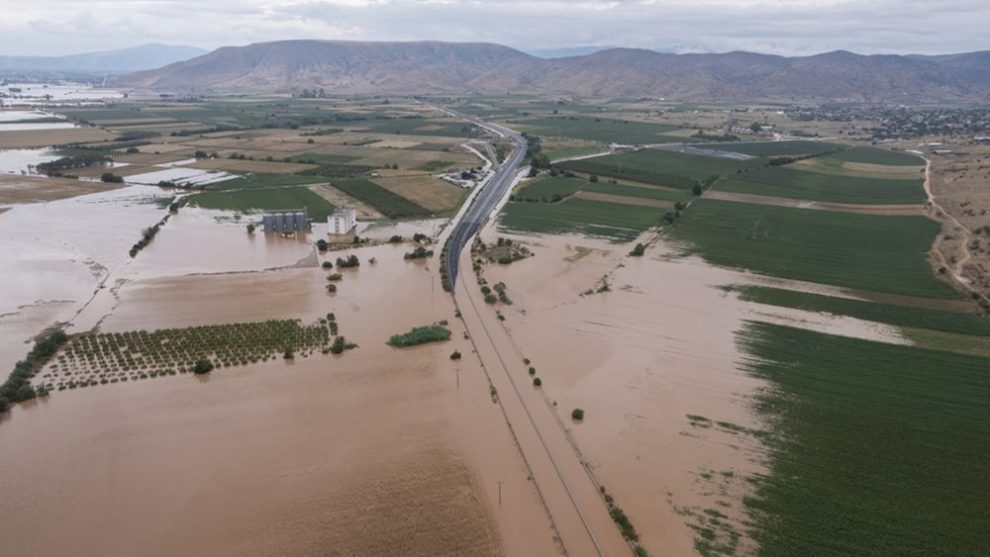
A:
[
  {"left": 439, "top": 108, "right": 528, "bottom": 287},
  {"left": 437, "top": 105, "right": 629, "bottom": 556}
]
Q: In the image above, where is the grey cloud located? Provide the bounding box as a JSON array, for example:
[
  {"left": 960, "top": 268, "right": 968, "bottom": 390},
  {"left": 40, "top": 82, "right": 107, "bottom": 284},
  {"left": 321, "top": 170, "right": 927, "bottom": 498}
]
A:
[{"left": 1, "top": 0, "right": 988, "bottom": 56}]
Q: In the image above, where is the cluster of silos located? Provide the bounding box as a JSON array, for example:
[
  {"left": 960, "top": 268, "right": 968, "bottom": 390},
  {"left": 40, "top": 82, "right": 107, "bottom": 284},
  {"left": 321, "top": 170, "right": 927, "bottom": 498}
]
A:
[{"left": 262, "top": 210, "right": 310, "bottom": 233}]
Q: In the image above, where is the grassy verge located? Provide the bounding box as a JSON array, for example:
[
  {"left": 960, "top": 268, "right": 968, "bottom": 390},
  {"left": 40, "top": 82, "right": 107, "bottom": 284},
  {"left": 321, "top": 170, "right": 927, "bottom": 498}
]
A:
[
  {"left": 738, "top": 321, "right": 990, "bottom": 557},
  {"left": 669, "top": 199, "right": 958, "bottom": 299},
  {"left": 728, "top": 285, "right": 990, "bottom": 336}
]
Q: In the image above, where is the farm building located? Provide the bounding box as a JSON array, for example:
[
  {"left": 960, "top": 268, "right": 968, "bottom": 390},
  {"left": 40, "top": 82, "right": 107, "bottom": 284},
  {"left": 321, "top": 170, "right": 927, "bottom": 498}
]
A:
[
  {"left": 328, "top": 209, "right": 357, "bottom": 236},
  {"left": 262, "top": 210, "right": 310, "bottom": 233}
]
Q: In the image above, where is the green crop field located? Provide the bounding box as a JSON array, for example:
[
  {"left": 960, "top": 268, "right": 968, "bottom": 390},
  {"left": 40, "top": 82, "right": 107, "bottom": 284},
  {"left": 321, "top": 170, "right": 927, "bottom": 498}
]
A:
[
  {"left": 669, "top": 199, "right": 958, "bottom": 298},
  {"left": 729, "top": 285, "right": 990, "bottom": 336},
  {"left": 331, "top": 179, "right": 432, "bottom": 219},
  {"left": 583, "top": 181, "right": 688, "bottom": 203},
  {"left": 189, "top": 186, "right": 335, "bottom": 220},
  {"left": 287, "top": 153, "right": 361, "bottom": 165},
  {"left": 826, "top": 146, "right": 924, "bottom": 166},
  {"left": 500, "top": 197, "right": 664, "bottom": 242},
  {"left": 738, "top": 322, "right": 990, "bottom": 557},
  {"left": 516, "top": 176, "right": 689, "bottom": 203},
  {"left": 715, "top": 166, "right": 926, "bottom": 204},
  {"left": 204, "top": 174, "right": 322, "bottom": 191},
  {"left": 516, "top": 177, "right": 585, "bottom": 201},
  {"left": 515, "top": 116, "right": 681, "bottom": 144},
  {"left": 352, "top": 118, "right": 475, "bottom": 137},
  {"left": 704, "top": 140, "right": 843, "bottom": 157},
  {"left": 560, "top": 149, "right": 764, "bottom": 189}
]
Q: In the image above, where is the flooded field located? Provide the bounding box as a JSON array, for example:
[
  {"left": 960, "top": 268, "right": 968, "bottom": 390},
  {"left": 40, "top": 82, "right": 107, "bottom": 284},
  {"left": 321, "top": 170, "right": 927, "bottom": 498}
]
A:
[
  {"left": 471, "top": 228, "right": 910, "bottom": 554},
  {"left": 0, "top": 196, "right": 560, "bottom": 556},
  {"left": 0, "top": 109, "right": 67, "bottom": 122},
  {"left": 0, "top": 147, "right": 58, "bottom": 174},
  {"left": 0, "top": 186, "right": 168, "bottom": 369},
  {"left": 125, "top": 166, "right": 237, "bottom": 187},
  {"left": 0, "top": 122, "right": 77, "bottom": 131},
  {"left": 1, "top": 82, "right": 123, "bottom": 106}
]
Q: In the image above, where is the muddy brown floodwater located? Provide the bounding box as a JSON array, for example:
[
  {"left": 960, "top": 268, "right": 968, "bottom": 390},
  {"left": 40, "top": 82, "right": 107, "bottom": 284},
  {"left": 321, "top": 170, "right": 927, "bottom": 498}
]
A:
[
  {"left": 1, "top": 203, "right": 561, "bottom": 556},
  {"left": 474, "top": 227, "right": 908, "bottom": 555}
]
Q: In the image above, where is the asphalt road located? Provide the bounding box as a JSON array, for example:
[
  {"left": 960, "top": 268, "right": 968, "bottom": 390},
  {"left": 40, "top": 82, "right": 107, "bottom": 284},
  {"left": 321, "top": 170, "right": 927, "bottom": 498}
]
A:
[{"left": 442, "top": 110, "right": 527, "bottom": 289}]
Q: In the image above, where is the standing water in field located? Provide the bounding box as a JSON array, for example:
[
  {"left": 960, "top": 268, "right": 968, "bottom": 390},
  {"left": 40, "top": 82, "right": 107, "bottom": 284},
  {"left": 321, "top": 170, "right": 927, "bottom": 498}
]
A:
[{"left": 0, "top": 147, "right": 59, "bottom": 174}]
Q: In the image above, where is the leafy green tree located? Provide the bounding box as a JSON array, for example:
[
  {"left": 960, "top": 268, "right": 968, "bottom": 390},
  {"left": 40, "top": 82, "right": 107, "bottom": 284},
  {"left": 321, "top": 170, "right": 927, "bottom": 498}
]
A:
[{"left": 193, "top": 359, "right": 214, "bottom": 374}]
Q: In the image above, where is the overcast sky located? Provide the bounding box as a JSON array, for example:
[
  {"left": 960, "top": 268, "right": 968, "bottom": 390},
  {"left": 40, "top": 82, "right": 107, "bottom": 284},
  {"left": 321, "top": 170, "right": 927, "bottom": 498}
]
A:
[{"left": 1, "top": 0, "right": 987, "bottom": 57}]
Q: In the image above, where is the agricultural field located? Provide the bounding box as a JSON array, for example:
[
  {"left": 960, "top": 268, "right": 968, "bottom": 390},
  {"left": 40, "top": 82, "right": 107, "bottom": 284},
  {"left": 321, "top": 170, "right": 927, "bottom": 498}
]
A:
[
  {"left": 37, "top": 319, "right": 333, "bottom": 391},
  {"left": 374, "top": 175, "right": 469, "bottom": 215},
  {"left": 827, "top": 146, "right": 924, "bottom": 166},
  {"left": 201, "top": 174, "right": 322, "bottom": 191},
  {"left": 790, "top": 155, "right": 924, "bottom": 179},
  {"left": 44, "top": 99, "right": 482, "bottom": 222},
  {"left": 511, "top": 115, "right": 682, "bottom": 145},
  {"left": 714, "top": 166, "right": 926, "bottom": 205},
  {"left": 703, "top": 140, "right": 843, "bottom": 157},
  {"left": 189, "top": 184, "right": 336, "bottom": 220},
  {"left": 515, "top": 176, "right": 689, "bottom": 204},
  {"left": 499, "top": 197, "right": 666, "bottom": 242},
  {"left": 669, "top": 199, "right": 957, "bottom": 298},
  {"left": 350, "top": 117, "right": 477, "bottom": 138},
  {"left": 583, "top": 181, "right": 689, "bottom": 203},
  {"left": 330, "top": 178, "right": 433, "bottom": 219},
  {"left": 560, "top": 148, "right": 765, "bottom": 189},
  {"left": 728, "top": 285, "right": 990, "bottom": 337},
  {"left": 738, "top": 322, "right": 990, "bottom": 557},
  {"left": 515, "top": 177, "right": 585, "bottom": 201}
]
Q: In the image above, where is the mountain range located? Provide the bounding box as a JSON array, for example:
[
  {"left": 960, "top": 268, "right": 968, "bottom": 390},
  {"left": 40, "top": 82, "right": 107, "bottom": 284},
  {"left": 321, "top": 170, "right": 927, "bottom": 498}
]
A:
[
  {"left": 119, "top": 40, "right": 990, "bottom": 101},
  {"left": 0, "top": 44, "right": 207, "bottom": 75}
]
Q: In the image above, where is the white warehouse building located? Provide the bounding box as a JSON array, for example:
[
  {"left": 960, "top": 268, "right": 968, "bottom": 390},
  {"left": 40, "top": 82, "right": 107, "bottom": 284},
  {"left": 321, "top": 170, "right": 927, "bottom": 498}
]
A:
[{"left": 328, "top": 209, "right": 357, "bottom": 236}]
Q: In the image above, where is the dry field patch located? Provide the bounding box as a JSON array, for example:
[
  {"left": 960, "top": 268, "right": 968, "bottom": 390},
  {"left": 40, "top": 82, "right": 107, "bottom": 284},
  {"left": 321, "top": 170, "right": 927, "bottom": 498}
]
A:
[
  {"left": 376, "top": 175, "right": 468, "bottom": 213},
  {"left": 190, "top": 158, "right": 317, "bottom": 174},
  {"left": 137, "top": 142, "right": 192, "bottom": 154},
  {"left": 0, "top": 174, "right": 123, "bottom": 203},
  {"left": 0, "top": 127, "right": 114, "bottom": 148},
  {"left": 116, "top": 152, "right": 189, "bottom": 165},
  {"left": 309, "top": 184, "right": 384, "bottom": 219}
]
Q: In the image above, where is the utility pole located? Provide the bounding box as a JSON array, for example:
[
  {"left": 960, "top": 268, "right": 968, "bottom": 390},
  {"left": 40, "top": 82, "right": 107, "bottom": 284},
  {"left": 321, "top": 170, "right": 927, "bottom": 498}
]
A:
[{"left": 498, "top": 480, "right": 502, "bottom": 505}]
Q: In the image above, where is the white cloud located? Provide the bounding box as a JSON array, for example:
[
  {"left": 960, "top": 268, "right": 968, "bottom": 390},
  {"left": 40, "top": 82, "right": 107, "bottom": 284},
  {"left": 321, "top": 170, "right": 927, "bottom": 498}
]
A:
[{"left": 0, "top": 0, "right": 986, "bottom": 56}]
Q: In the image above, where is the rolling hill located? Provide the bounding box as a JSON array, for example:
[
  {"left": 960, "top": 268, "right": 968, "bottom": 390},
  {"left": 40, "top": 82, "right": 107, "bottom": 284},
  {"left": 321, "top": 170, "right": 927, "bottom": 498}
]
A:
[
  {"left": 118, "top": 40, "right": 990, "bottom": 101},
  {"left": 0, "top": 44, "right": 207, "bottom": 75}
]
